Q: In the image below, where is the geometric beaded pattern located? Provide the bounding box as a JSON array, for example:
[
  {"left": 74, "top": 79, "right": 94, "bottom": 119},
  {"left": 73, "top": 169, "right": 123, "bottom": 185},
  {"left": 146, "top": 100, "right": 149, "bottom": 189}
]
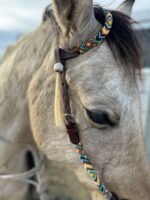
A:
[
  {"left": 79, "top": 10, "right": 113, "bottom": 54},
  {"left": 76, "top": 144, "right": 112, "bottom": 200}
]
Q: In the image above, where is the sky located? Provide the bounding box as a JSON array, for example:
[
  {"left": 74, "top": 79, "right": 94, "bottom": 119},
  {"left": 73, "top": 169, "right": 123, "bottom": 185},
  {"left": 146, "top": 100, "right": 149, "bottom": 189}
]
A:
[
  {"left": 0, "top": 0, "right": 150, "bottom": 32},
  {"left": 0, "top": 0, "right": 150, "bottom": 56},
  {"left": 0, "top": 0, "right": 50, "bottom": 32}
]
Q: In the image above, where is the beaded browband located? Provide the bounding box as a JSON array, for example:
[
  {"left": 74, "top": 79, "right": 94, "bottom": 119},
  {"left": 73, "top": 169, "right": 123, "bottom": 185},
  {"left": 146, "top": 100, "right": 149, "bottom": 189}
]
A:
[{"left": 54, "top": 10, "right": 118, "bottom": 200}]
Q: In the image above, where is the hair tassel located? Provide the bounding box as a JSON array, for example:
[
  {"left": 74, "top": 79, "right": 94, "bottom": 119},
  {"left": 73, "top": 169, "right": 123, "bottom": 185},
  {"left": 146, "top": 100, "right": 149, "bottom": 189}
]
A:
[{"left": 54, "top": 62, "right": 64, "bottom": 127}]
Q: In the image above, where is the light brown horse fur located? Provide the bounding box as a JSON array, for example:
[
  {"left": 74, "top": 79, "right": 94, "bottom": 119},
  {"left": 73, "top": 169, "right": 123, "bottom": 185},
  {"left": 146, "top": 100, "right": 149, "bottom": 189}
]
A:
[{"left": 0, "top": 0, "right": 150, "bottom": 199}]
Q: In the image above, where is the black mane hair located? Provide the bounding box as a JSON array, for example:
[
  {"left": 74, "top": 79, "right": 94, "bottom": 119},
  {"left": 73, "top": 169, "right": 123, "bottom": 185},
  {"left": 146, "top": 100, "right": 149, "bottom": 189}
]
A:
[{"left": 94, "top": 5, "right": 142, "bottom": 71}]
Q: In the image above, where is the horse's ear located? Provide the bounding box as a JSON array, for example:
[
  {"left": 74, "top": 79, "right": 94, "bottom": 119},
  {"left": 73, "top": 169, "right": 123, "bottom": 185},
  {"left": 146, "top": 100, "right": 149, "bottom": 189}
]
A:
[
  {"left": 52, "top": 0, "right": 76, "bottom": 36},
  {"left": 116, "top": 0, "right": 135, "bottom": 16},
  {"left": 52, "top": 0, "right": 93, "bottom": 37}
]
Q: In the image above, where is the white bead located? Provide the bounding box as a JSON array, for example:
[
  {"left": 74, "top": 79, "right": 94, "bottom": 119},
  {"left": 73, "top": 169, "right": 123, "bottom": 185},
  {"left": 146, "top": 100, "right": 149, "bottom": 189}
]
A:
[{"left": 54, "top": 63, "right": 64, "bottom": 72}]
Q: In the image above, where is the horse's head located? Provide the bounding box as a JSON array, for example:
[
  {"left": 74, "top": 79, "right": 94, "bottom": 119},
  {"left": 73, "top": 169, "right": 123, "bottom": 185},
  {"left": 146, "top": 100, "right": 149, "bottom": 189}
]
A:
[{"left": 32, "top": 1, "right": 149, "bottom": 199}]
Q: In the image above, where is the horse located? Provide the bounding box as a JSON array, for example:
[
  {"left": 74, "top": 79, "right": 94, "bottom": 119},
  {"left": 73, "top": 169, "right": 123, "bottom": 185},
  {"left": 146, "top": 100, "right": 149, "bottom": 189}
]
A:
[{"left": 0, "top": 0, "right": 150, "bottom": 199}]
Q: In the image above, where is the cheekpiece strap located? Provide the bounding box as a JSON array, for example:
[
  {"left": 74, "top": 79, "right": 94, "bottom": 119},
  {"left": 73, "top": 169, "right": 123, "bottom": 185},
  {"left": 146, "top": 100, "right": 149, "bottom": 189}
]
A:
[{"left": 55, "top": 48, "right": 80, "bottom": 145}]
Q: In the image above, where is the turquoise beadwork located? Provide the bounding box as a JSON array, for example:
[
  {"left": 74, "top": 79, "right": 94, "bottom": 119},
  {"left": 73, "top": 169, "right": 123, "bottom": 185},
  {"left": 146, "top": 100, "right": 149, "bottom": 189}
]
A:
[{"left": 75, "top": 144, "right": 112, "bottom": 200}]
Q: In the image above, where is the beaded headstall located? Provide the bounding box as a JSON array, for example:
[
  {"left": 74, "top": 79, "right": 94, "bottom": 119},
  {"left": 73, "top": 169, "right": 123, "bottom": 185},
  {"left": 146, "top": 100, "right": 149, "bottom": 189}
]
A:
[
  {"left": 54, "top": 10, "right": 117, "bottom": 200},
  {"left": 79, "top": 10, "right": 113, "bottom": 53}
]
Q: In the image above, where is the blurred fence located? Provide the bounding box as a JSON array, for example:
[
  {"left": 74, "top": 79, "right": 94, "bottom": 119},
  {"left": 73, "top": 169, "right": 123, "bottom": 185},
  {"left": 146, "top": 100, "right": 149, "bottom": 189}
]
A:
[
  {"left": 140, "top": 68, "right": 150, "bottom": 160},
  {"left": 135, "top": 19, "right": 150, "bottom": 160}
]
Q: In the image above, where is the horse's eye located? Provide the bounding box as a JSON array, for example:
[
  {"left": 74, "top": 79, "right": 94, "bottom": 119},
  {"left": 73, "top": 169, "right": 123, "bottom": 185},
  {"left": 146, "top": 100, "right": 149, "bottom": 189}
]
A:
[{"left": 85, "top": 109, "right": 117, "bottom": 127}]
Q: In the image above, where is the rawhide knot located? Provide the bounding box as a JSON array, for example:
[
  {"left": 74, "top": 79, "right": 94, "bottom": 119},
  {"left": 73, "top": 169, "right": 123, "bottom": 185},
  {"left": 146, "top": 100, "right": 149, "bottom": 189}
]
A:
[{"left": 54, "top": 62, "right": 64, "bottom": 72}]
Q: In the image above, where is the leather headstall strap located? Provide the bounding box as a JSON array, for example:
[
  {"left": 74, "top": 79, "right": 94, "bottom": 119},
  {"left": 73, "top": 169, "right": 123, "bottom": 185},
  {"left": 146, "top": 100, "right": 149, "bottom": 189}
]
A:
[{"left": 55, "top": 48, "right": 80, "bottom": 145}]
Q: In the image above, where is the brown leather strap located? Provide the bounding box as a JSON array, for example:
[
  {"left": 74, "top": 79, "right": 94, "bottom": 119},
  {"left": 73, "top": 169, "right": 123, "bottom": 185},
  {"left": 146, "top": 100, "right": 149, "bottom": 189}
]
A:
[
  {"left": 55, "top": 48, "right": 80, "bottom": 145},
  {"left": 59, "top": 48, "right": 80, "bottom": 62}
]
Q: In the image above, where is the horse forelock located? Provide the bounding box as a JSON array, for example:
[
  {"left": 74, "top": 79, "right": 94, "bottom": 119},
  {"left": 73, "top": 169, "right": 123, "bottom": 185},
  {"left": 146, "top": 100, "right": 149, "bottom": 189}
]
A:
[{"left": 94, "top": 5, "right": 142, "bottom": 73}]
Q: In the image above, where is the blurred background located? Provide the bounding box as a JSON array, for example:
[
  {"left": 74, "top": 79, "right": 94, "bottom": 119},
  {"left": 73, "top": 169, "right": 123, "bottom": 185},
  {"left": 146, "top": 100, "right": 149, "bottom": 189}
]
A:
[{"left": 0, "top": 0, "right": 150, "bottom": 159}]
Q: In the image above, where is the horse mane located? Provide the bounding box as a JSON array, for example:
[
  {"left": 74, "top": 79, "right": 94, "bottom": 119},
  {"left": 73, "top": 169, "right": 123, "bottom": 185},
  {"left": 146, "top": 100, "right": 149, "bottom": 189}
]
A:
[{"left": 94, "top": 5, "right": 142, "bottom": 71}]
